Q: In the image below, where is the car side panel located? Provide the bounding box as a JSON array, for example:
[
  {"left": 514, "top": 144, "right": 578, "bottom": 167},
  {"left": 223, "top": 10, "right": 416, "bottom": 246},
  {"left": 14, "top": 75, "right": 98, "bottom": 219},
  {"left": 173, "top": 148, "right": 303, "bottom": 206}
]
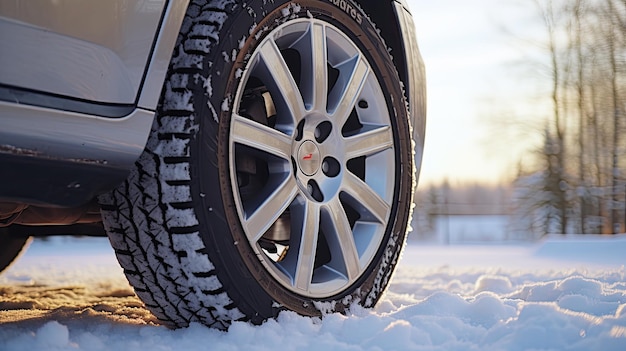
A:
[
  {"left": 0, "top": 0, "right": 166, "bottom": 105},
  {"left": 0, "top": 1, "right": 189, "bottom": 207},
  {"left": 393, "top": 1, "right": 427, "bottom": 175},
  {"left": 138, "top": 0, "right": 189, "bottom": 110},
  {"left": 0, "top": 101, "right": 155, "bottom": 206}
]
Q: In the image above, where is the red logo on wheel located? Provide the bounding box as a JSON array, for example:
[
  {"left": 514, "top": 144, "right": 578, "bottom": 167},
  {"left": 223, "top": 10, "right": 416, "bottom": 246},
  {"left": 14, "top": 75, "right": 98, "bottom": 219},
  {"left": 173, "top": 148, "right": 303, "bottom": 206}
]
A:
[{"left": 302, "top": 153, "right": 313, "bottom": 160}]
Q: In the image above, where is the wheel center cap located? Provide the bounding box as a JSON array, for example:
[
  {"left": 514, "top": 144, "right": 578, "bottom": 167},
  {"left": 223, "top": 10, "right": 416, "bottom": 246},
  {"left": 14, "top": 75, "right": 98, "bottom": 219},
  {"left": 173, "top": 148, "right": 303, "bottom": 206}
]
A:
[{"left": 297, "top": 140, "right": 321, "bottom": 176}]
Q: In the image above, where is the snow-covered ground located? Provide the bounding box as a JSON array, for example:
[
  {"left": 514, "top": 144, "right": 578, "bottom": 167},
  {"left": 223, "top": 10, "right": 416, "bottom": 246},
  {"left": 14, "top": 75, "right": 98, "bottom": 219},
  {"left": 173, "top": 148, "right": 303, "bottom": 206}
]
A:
[{"left": 1, "top": 234, "right": 625, "bottom": 351}]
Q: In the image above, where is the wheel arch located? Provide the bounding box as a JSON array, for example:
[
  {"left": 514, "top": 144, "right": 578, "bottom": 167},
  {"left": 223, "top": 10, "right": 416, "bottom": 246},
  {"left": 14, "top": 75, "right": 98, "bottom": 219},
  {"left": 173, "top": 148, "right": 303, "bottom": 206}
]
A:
[
  {"left": 360, "top": 0, "right": 427, "bottom": 174},
  {"left": 359, "top": 2, "right": 409, "bottom": 86}
]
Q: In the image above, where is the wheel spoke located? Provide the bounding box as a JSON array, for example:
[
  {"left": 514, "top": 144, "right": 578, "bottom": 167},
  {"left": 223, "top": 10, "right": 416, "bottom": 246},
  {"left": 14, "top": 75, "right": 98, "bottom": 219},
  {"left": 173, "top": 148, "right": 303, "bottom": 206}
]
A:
[
  {"left": 311, "top": 23, "right": 328, "bottom": 112},
  {"left": 244, "top": 177, "right": 299, "bottom": 243},
  {"left": 326, "top": 199, "right": 360, "bottom": 280},
  {"left": 343, "top": 172, "right": 390, "bottom": 224},
  {"left": 331, "top": 56, "right": 369, "bottom": 124},
  {"left": 231, "top": 113, "right": 292, "bottom": 160},
  {"left": 259, "top": 39, "right": 306, "bottom": 124},
  {"left": 345, "top": 125, "right": 393, "bottom": 160},
  {"left": 294, "top": 201, "right": 320, "bottom": 291}
]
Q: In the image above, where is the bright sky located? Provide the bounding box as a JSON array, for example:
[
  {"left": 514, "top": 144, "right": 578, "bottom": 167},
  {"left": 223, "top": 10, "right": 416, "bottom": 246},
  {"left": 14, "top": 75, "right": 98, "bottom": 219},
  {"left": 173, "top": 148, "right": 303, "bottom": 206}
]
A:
[{"left": 407, "top": 0, "right": 548, "bottom": 186}]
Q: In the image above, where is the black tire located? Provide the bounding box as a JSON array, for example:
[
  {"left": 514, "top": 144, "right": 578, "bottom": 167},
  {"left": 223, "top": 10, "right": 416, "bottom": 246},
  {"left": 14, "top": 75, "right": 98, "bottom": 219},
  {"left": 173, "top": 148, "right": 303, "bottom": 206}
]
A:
[
  {"left": 0, "top": 232, "right": 30, "bottom": 274},
  {"left": 100, "top": 0, "right": 414, "bottom": 329}
]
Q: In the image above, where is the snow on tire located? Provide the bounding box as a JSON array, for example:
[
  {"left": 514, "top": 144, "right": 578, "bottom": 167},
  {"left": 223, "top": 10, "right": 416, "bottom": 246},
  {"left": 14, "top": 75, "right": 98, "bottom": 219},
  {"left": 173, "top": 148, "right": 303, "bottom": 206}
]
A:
[{"left": 100, "top": 0, "right": 414, "bottom": 329}]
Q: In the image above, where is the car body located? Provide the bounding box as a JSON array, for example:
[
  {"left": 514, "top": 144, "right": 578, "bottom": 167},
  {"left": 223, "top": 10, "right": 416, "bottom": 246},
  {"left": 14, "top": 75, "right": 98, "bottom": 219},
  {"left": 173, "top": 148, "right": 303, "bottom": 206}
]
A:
[
  {"left": 0, "top": 0, "right": 424, "bottom": 214},
  {"left": 0, "top": 0, "right": 426, "bottom": 328}
]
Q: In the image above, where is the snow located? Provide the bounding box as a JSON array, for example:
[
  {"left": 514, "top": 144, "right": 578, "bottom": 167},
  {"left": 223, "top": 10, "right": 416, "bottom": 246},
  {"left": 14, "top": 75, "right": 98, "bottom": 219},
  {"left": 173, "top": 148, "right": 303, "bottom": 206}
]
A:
[{"left": 1, "top": 234, "right": 625, "bottom": 351}]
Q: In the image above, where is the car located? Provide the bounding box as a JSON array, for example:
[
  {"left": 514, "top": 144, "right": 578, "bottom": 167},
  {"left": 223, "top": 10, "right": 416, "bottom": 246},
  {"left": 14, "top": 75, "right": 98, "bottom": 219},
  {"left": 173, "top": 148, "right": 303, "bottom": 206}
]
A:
[{"left": 0, "top": 0, "right": 426, "bottom": 329}]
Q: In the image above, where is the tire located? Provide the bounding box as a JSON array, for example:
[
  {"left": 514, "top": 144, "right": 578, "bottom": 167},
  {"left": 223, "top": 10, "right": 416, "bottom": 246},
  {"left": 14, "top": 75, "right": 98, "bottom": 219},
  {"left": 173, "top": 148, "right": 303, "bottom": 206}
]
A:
[
  {"left": 0, "top": 232, "right": 31, "bottom": 274},
  {"left": 100, "top": 0, "right": 414, "bottom": 329}
]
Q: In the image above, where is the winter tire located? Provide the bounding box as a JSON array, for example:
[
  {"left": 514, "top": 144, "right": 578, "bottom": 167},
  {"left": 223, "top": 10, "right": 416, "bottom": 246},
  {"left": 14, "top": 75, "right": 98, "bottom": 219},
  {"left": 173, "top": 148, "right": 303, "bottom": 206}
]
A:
[{"left": 100, "top": 0, "right": 414, "bottom": 329}]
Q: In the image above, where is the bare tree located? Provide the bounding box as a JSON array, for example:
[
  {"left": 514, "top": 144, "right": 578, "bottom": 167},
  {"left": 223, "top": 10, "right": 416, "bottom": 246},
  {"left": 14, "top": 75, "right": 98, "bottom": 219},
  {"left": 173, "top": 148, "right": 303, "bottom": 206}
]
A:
[
  {"left": 572, "top": 0, "right": 588, "bottom": 233},
  {"left": 533, "top": 0, "right": 569, "bottom": 233},
  {"left": 604, "top": 0, "right": 624, "bottom": 233},
  {"left": 507, "top": 0, "right": 626, "bottom": 235}
]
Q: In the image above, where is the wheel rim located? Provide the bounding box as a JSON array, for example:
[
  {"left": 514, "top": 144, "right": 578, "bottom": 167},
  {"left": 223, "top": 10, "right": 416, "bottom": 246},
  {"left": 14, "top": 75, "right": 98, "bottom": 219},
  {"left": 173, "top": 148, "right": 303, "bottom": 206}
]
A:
[{"left": 229, "top": 18, "right": 396, "bottom": 297}]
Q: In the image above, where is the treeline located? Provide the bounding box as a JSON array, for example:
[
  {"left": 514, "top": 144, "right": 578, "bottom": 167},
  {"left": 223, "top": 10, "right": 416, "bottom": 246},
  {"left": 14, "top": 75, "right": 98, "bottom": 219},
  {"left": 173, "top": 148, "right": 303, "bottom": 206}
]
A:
[
  {"left": 415, "top": 182, "right": 511, "bottom": 216},
  {"left": 512, "top": 0, "right": 626, "bottom": 235},
  {"left": 411, "top": 182, "right": 513, "bottom": 241}
]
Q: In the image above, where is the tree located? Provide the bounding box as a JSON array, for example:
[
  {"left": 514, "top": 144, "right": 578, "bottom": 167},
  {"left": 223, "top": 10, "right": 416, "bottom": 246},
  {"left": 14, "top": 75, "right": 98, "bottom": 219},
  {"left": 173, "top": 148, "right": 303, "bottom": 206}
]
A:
[{"left": 508, "top": 0, "right": 626, "bottom": 235}]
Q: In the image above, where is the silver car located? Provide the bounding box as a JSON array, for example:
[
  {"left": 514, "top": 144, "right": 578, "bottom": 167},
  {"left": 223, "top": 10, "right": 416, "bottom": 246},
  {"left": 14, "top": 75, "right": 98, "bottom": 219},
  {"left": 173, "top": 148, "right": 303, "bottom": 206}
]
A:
[{"left": 0, "top": 0, "right": 426, "bottom": 329}]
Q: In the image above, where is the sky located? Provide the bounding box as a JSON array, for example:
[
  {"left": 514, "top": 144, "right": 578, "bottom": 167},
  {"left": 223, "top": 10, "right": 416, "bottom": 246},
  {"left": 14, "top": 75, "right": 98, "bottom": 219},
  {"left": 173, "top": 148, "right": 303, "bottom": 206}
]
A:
[{"left": 407, "top": 0, "right": 549, "bottom": 186}]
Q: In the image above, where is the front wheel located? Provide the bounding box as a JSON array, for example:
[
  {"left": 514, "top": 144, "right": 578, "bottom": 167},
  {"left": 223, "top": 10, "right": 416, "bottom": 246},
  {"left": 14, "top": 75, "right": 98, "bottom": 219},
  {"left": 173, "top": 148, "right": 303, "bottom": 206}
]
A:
[{"left": 100, "top": 0, "right": 416, "bottom": 329}]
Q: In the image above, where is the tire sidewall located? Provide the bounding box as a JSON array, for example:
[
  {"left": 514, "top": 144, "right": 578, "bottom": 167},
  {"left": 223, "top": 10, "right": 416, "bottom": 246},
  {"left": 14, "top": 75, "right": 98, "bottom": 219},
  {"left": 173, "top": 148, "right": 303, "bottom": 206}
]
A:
[{"left": 191, "top": 0, "right": 413, "bottom": 320}]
